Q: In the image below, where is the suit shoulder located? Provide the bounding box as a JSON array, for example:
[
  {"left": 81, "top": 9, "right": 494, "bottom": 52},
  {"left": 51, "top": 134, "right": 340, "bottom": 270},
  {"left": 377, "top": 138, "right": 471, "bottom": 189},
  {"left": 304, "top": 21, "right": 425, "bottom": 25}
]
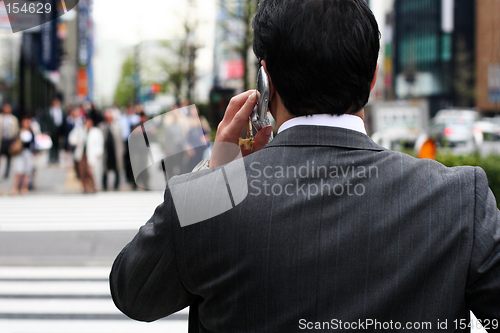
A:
[{"left": 388, "top": 149, "right": 476, "bottom": 179}]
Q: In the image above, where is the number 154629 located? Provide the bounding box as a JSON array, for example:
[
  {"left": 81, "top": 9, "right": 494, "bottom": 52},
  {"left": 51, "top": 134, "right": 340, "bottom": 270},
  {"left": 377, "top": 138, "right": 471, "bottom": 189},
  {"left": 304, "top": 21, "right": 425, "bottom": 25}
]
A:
[{"left": 5, "top": 2, "right": 52, "bottom": 14}]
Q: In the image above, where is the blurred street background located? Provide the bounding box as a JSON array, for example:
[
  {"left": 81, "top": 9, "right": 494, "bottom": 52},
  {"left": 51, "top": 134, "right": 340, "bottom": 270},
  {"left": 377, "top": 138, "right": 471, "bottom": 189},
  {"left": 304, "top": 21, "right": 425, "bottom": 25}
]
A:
[{"left": 0, "top": 0, "right": 499, "bottom": 332}]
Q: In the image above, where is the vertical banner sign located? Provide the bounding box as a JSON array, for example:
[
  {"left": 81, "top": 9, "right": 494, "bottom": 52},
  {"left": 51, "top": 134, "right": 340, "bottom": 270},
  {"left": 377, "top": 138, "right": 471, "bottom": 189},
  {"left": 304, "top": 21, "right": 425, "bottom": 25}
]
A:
[
  {"left": 87, "top": 0, "right": 93, "bottom": 101},
  {"left": 77, "top": 0, "right": 92, "bottom": 100},
  {"left": 40, "top": 0, "right": 59, "bottom": 71},
  {"left": 78, "top": 0, "right": 88, "bottom": 66},
  {"left": 77, "top": 67, "right": 88, "bottom": 97}
]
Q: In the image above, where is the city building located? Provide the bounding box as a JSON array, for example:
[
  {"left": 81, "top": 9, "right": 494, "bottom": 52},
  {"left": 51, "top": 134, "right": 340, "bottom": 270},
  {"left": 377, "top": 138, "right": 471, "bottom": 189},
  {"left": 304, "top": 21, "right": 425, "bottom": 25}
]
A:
[
  {"left": 475, "top": 0, "right": 500, "bottom": 114},
  {"left": 393, "top": 0, "right": 476, "bottom": 117}
]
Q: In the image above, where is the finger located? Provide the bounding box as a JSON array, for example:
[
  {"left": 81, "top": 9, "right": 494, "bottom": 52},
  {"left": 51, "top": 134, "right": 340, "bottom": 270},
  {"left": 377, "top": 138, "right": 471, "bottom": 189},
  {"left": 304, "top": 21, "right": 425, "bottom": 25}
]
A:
[
  {"left": 225, "top": 92, "right": 257, "bottom": 134},
  {"left": 222, "top": 90, "right": 256, "bottom": 124},
  {"left": 252, "top": 126, "right": 273, "bottom": 152}
]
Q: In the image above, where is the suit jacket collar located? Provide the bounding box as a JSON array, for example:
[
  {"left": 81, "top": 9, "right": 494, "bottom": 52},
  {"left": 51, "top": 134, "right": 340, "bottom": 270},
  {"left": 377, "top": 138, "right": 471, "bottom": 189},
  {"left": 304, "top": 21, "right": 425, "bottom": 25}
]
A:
[{"left": 265, "top": 125, "right": 385, "bottom": 152}]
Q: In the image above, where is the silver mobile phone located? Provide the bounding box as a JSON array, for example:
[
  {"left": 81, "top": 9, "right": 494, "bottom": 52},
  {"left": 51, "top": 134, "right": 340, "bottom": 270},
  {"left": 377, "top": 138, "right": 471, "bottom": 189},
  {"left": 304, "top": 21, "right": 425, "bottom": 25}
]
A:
[{"left": 251, "top": 67, "right": 273, "bottom": 139}]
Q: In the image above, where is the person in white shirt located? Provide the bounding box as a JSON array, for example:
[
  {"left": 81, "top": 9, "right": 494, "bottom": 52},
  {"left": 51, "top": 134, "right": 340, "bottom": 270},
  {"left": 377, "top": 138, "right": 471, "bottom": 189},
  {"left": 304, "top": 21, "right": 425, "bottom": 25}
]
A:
[
  {"left": 68, "top": 116, "right": 103, "bottom": 193},
  {"left": 11, "top": 115, "right": 35, "bottom": 195}
]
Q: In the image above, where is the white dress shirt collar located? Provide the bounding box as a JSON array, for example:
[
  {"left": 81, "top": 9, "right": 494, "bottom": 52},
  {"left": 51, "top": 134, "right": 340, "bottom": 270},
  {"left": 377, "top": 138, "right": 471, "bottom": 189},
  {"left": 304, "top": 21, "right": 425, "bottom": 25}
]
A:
[{"left": 277, "top": 114, "right": 367, "bottom": 135}]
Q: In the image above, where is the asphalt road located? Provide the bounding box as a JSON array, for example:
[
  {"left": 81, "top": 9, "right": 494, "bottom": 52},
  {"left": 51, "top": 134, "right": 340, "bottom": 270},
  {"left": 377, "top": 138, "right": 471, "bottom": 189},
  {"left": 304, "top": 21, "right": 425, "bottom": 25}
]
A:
[{"left": 0, "top": 191, "right": 190, "bottom": 333}]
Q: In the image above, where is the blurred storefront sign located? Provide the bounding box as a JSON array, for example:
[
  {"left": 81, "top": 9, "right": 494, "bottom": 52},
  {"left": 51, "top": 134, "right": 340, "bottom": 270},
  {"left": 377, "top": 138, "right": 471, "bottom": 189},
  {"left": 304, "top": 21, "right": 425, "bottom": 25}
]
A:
[
  {"left": 77, "top": 67, "right": 88, "bottom": 99},
  {"left": 76, "top": 0, "right": 93, "bottom": 101},
  {"left": 396, "top": 72, "right": 443, "bottom": 98},
  {"left": 224, "top": 59, "right": 244, "bottom": 80}
]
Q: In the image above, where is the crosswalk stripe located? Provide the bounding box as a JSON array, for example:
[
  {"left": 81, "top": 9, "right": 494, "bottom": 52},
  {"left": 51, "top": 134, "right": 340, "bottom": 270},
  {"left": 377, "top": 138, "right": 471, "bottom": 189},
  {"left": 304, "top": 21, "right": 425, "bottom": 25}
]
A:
[
  {"left": 0, "top": 266, "right": 189, "bottom": 325},
  {"left": 0, "top": 281, "right": 110, "bottom": 295},
  {"left": 0, "top": 319, "right": 189, "bottom": 333},
  {"left": 0, "top": 192, "right": 165, "bottom": 232},
  {"left": 0, "top": 299, "right": 120, "bottom": 314},
  {"left": 0, "top": 313, "right": 189, "bottom": 320},
  {"left": 0, "top": 266, "right": 111, "bottom": 279}
]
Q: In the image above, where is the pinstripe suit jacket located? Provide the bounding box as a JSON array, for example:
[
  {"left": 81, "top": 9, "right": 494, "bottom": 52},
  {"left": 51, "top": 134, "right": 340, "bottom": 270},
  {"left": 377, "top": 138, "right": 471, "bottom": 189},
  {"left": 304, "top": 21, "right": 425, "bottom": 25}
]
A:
[{"left": 110, "top": 125, "right": 500, "bottom": 332}]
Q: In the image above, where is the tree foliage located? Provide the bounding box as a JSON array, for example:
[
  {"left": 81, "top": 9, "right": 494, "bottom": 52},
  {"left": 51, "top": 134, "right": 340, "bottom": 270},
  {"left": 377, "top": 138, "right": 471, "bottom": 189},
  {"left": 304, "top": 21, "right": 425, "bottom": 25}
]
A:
[
  {"left": 436, "top": 153, "right": 500, "bottom": 209},
  {"left": 114, "top": 55, "right": 136, "bottom": 107},
  {"left": 157, "top": 0, "right": 200, "bottom": 105}
]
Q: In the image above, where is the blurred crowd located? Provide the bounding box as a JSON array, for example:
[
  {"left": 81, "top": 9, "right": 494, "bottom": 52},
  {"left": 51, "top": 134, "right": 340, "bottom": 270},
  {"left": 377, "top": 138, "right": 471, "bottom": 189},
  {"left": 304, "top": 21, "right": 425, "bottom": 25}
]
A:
[{"left": 0, "top": 99, "right": 211, "bottom": 195}]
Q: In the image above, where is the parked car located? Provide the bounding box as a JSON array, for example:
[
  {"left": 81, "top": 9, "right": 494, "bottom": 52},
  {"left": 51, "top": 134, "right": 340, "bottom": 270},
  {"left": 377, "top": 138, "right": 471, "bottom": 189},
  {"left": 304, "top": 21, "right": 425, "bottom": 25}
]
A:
[
  {"left": 429, "top": 109, "right": 480, "bottom": 154},
  {"left": 474, "top": 118, "right": 500, "bottom": 156}
]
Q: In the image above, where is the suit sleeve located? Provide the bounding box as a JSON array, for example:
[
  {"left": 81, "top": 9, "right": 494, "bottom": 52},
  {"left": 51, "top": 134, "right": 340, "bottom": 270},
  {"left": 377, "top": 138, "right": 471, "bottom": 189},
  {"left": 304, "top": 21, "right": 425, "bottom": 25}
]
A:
[
  {"left": 109, "top": 186, "right": 196, "bottom": 322},
  {"left": 466, "top": 167, "right": 500, "bottom": 328}
]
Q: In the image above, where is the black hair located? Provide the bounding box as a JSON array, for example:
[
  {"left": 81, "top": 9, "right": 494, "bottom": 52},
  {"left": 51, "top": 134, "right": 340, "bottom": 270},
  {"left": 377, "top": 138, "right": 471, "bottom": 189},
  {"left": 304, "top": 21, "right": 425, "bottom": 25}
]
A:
[
  {"left": 252, "top": 0, "right": 380, "bottom": 116},
  {"left": 84, "top": 115, "right": 94, "bottom": 124}
]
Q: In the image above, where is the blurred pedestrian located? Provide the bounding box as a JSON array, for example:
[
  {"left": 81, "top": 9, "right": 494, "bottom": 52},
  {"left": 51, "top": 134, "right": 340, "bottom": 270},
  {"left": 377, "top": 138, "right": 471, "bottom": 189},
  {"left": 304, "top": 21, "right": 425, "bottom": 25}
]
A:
[
  {"left": 65, "top": 106, "right": 83, "bottom": 150},
  {"left": 135, "top": 104, "right": 144, "bottom": 116},
  {"left": 186, "top": 105, "right": 209, "bottom": 171},
  {"left": 88, "top": 103, "right": 104, "bottom": 127},
  {"left": 68, "top": 117, "right": 103, "bottom": 193},
  {"left": 48, "top": 98, "right": 65, "bottom": 165},
  {"left": 128, "top": 112, "right": 150, "bottom": 190},
  {"left": 163, "top": 108, "right": 188, "bottom": 177},
  {"left": 28, "top": 115, "right": 42, "bottom": 191},
  {"left": 180, "top": 98, "right": 190, "bottom": 115},
  {"left": 65, "top": 106, "right": 84, "bottom": 177},
  {"left": 99, "top": 109, "right": 123, "bottom": 191},
  {"left": 11, "top": 115, "right": 36, "bottom": 195},
  {"left": 0, "top": 103, "right": 19, "bottom": 179},
  {"left": 110, "top": 103, "right": 121, "bottom": 122},
  {"left": 120, "top": 105, "right": 140, "bottom": 142},
  {"left": 120, "top": 105, "right": 140, "bottom": 186}
]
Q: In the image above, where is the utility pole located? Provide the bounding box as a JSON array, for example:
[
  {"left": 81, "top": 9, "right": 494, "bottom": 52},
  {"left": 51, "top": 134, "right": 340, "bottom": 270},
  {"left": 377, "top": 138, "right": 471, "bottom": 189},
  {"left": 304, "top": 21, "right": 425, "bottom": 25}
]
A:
[
  {"left": 186, "top": 43, "right": 196, "bottom": 103},
  {"left": 134, "top": 43, "right": 141, "bottom": 105}
]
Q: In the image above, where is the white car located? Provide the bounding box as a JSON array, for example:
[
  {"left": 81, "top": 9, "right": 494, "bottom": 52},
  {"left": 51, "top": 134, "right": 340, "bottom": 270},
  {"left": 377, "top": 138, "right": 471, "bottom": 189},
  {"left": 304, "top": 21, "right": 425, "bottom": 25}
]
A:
[
  {"left": 429, "top": 109, "right": 480, "bottom": 154},
  {"left": 474, "top": 118, "right": 500, "bottom": 156}
]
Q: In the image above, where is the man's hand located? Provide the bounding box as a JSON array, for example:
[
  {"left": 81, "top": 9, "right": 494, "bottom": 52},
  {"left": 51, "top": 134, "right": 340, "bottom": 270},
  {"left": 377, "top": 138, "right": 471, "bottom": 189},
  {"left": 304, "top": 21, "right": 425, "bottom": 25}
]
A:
[{"left": 210, "top": 90, "right": 273, "bottom": 168}]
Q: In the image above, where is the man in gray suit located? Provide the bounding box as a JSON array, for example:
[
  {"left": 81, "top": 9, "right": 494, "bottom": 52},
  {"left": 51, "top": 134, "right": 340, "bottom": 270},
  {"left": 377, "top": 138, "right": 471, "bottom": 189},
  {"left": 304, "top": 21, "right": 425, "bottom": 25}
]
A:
[{"left": 110, "top": 0, "right": 500, "bottom": 331}]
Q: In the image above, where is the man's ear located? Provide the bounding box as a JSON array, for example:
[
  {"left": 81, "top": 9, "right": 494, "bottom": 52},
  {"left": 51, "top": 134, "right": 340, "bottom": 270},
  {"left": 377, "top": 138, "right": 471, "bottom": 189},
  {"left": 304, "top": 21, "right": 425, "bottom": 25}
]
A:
[
  {"left": 370, "top": 62, "right": 379, "bottom": 92},
  {"left": 261, "top": 60, "right": 275, "bottom": 99}
]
